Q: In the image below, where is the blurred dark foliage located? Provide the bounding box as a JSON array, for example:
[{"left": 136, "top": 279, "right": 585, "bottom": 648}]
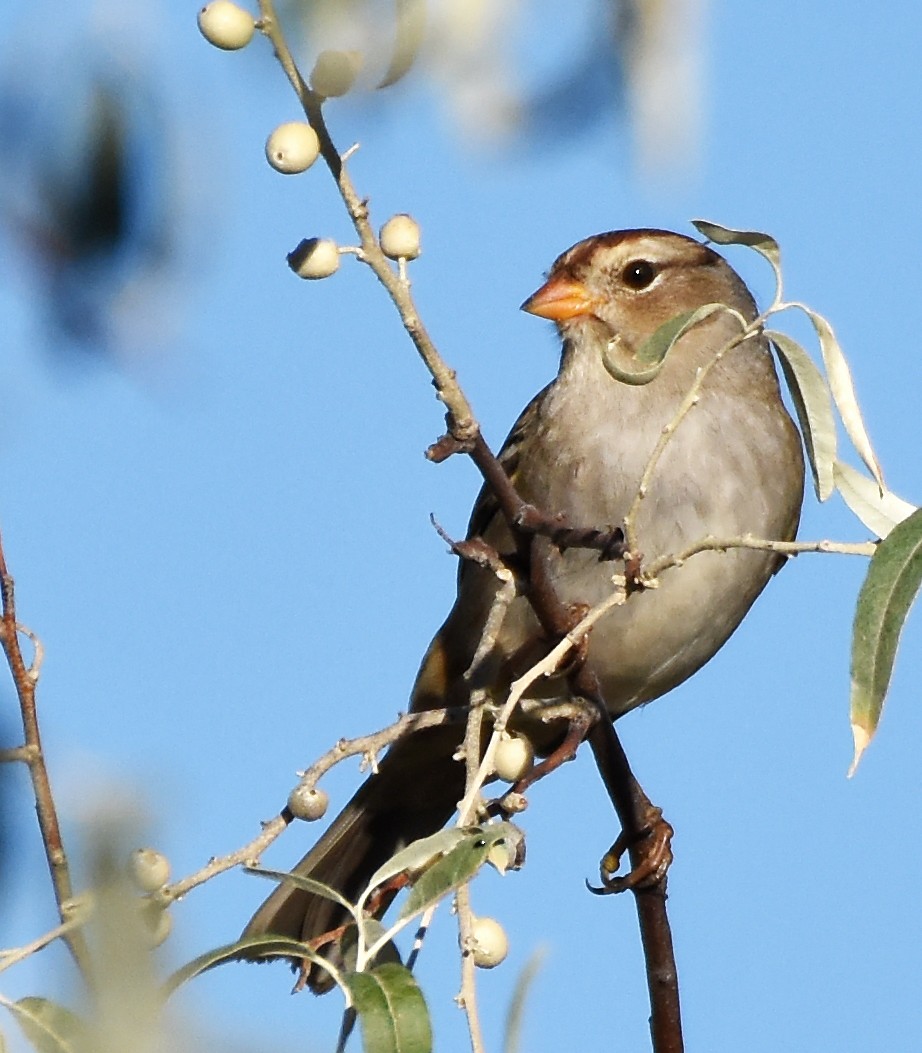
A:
[{"left": 0, "top": 69, "right": 174, "bottom": 362}]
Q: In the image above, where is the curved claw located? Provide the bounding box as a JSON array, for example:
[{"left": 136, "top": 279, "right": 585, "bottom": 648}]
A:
[{"left": 587, "top": 808, "right": 674, "bottom": 896}]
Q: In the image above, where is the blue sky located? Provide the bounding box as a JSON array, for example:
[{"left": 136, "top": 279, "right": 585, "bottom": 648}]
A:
[{"left": 2, "top": 2, "right": 921, "bottom": 1051}]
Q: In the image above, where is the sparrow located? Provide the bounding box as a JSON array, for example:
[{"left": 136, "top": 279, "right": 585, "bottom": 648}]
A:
[{"left": 241, "top": 228, "right": 805, "bottom": 988}]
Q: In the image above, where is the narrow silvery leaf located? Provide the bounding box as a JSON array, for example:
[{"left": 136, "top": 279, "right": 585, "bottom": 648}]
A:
[
  {"left": 164, "top": 935, "right": 341, "bottom": 995},
  {"left": 360, "top": 828, "right": 472, "bottom": 909},
  {"left": 346, "top": 963, "right": 432, "bottom": 1053},
  {"left": 691, "top": 219, "right": 781, "bottom": 270},
  {"left": 245, "top": 865, "right": 355, "bottom": 913},
  {"left": 691, "top": 218, "right": 782, "bottom": 300},
  {"left": 849, "top": 507, "right": 922, "bottom": 775},
  {"left": 602, "top": 302, "right": 731, "bottom": 386},
  {"left": 800, "top": 306, "right": 885, "bottom": 492},
  {"left": 767, "top": 330, "right": 837, "bottom": 501},
  {"left": 834, "top": 461, "right": 917, "bottom": 539},
  {"left": 396, "top": 831, "right": 502, "bottom": 921}
]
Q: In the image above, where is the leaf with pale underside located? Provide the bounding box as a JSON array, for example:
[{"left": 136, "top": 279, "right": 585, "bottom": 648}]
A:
[
  {"left": 164, "top": 935, "right": 338, "bottom": 995},
  {"left": 849, "top": 507, "right": 922, "bottom": 775},
  {"left": 602, "top": 303, "right": 731, "bottom": 386},
  {"left": 397, "top": 827, "right": 509, "bottom": 921},
  {"left": 360, "top": 828, "right": 474, "bottom": 909},
  {"left": 245, "top": 865, "right": 356, "bottom": 913},
  {"left": 691, "top": 219, "right": 782, "bottom": 289},
  {"left": 834, "top": 461, "right": 917, "bottom": 539},
  {"left": 346, "top": 963, "right": 432, "bottom": 1053},
  {"left": 768, "top": 330, "right": 837, "bottom": 501},
  {"left": 798, "top": 306, "right": 884, "bottom": 493}
]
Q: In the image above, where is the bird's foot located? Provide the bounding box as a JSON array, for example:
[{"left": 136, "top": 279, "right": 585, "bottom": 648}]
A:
[{"left": 588, "top": 806, "right": 674, "bottom": 895}]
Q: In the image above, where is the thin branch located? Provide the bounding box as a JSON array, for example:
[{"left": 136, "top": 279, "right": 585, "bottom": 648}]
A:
[
  {"left": 162, "top": 707, "right": 465, "bottom": 903},
  {"left": 0, "top": 527, "right": 93, "bottom": 982},
  {"left": 455, "top": 883, "right": 486, "bottom": 1053}
]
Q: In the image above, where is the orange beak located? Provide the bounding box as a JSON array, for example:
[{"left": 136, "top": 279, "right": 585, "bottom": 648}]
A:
[{"left": 520, "top": 276, "right": 601, "bottom": 321}]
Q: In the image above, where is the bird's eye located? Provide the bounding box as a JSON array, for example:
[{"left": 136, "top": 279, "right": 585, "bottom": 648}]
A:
[{"left": 621, "top": 259, "right": 657, "bottom": 290}]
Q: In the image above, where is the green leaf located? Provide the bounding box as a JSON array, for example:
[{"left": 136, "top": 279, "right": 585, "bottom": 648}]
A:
[
  {"left": 8, "top": 998, "right": 89, "bottom": 1053},
  {"left": 346, "top": 963, "right": 432, "bottom": 1053},
  {"left": 244, "top": 865, "right": 356, "bottom": 913},
  {"left": 768, "top": 330, "right": 837, "bottom": 501},
  {"left": 397, "top": 829, "right": 502, "bottom": 921},
  {"left": 834, "top": 461, "right": 917, "bottom": 539},
  {"left": 502, "top": 948, "right": 546, "bottom": 1053},
  {"left": 799, "top": 306, "right": 884, "bottom": 493},
  {"left": 601, "top": 302, "right": 730, "bottom": 386},
  {"left": 849, "top": 507, "right": 922, "bottom": 774},
  {"left": 378, "top": 0, "right": 427, "bottom": 89},
  {"left": 691, "top": 219, "right": 782, "bottom": 285},
  {"left": 163, "top": 935, "right": 338, "bottom": 996},
  {"left": 361, "top": 828, "right": 472, "bottom": 908}
]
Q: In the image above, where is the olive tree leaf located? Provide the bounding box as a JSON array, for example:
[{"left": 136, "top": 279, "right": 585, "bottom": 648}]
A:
[
  {"left": 244, "top": 865, "right": 356, "bottom": 913},
  {"left": 849, "top": 507, "right": 922, "bottom": 775},
  {"left": 378, "top": 0, "right": 427, "bottom": 89},
  {"left": 691, "top": 219, "right": 782, "bottom": 298},
  {"left": 767, "top": 330, "right": 837, "bottom": 501},
  {"left": 602, "top": 303, "right": 732, "bottom": 386},
  {"left": 163, "top": 935, "right": 340, "bottom": 996},
  {"left": 360, "top": 828, "right": 474, "bottom": 910},
  {"left": 7, "top": 998, "right": 89, "bottom": 1053},
  {"left": 346, "top": 963, "right": 432, "bottom": 1053},
  {"left": 797, "top": 306, "right": 884, "bottom": 493},
  {"left": 834, "top": 460, "right": 917, "bottom": 539}
]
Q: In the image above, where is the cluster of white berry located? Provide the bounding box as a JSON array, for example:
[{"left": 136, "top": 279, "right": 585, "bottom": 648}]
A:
[{"left": 198, "top": 2, "right": 422, "bottom": 280}]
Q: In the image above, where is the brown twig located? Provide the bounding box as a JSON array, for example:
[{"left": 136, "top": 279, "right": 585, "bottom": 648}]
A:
[
  {"left": 0, "top": 528, "right": 93, "bottom": 982},
  {"left": 254, "top": 6, "right": 682, "bottom": 1047}
]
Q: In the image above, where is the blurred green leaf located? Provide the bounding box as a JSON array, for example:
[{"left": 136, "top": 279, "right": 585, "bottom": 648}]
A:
[
  {"left": 502, "top": 948, "right": 546, "bottom": 1053},
  {"left": 849, "top": 507, "right": 922, "bottom": 775},
  {"left": 768, "top": 330, "right": 836, "bottom": 501},
  {"left": 834, "top": 461, "right": 917, "bottom": 539},
  {"left": 346, "top": 963, "right": 432, "bottom": 1053},
  {"left": 379, "top": 0, "right": 427, "bottom": 88},
  {"left": 9, "top": 998, "right": 89, "bottom": 1053}
]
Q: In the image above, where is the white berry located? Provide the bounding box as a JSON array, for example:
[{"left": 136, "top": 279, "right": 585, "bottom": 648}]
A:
[
  {"left": 140, "top": 903, "right": 173, "bottom": 948},
  {"left": 287, "top": 785, "right": 329, "bottom": 821},
  {"left": 265, "top": 122, "right": 321, "bottom": 175},
  {"left": 470, "top": 915, "right": 509, "bottom": 969},
  {"left": 379, "top": 214, "right": 421, "bottom": 261},
  {"left": 197, "top": 2, "right": 255, "bottom": 50},
  {"left": 492, "top": 733, "right": 534, "bottom": 783},
  {"left": 288, "top": 238, "right": 340, "bottom": 279},
  {"left": 310, "top": 50, "right": 361, "bottom": 98},
  {"left": 128, "top": 848, "right": 171, "bottom": 893}
]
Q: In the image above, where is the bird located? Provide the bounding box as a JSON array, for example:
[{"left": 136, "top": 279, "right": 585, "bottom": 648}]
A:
[{"left": 240, "top": 228, "right": 805, "bottom": 989}]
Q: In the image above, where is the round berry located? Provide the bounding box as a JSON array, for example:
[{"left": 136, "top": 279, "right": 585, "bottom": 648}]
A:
[
  {"left": 288, "top": 238, "right": 340, "bottom": 280},
  {"left": 470, "top": 915, "right": 509, "bottom": 969},
  {"left": 379, "top": 214, "right": 421, "bottom": 261},
  {"left": 265, "top": 122, "right": 321, "bottom": 175},
  {"left": 492, "top": 733, "right": 534, "bottom": 783},
  {"left": 128, "top": 848, "right": 171, "bottom": 893},
  {"left": 310, "top": 50, "right": 361, "bottom": 98},
  {"left": 197, "top": 1, "right": 255, "bottom": 51},
  {"left": 287, "top": 785, "right": 330, "bottom": 821}
]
